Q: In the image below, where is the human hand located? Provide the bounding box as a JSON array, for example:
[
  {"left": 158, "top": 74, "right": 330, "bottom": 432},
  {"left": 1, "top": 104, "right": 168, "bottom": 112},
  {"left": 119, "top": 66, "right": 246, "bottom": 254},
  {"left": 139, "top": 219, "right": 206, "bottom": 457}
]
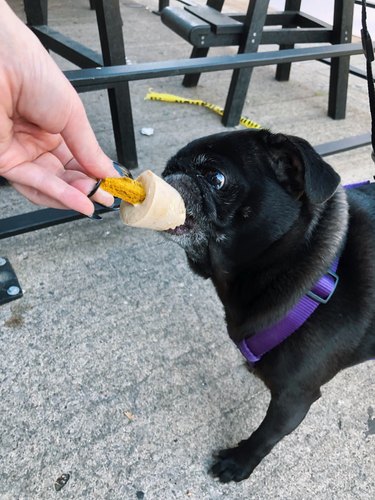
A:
[{"left": 0, "top": 0, "right": 120, "bottom": 216}]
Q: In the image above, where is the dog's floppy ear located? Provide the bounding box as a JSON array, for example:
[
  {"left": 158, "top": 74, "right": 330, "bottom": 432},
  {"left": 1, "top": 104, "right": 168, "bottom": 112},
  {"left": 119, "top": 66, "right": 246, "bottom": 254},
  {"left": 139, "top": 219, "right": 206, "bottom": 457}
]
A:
[{"left": 266, "top": 133, "right": 340, "bottom": 204}]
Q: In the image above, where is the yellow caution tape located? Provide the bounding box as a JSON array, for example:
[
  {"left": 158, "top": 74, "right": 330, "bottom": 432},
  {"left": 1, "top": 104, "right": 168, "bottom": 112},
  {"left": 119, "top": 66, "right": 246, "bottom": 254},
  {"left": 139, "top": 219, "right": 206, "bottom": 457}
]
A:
[{"left": 145, "top": 91, "right": 262, "bottom": 129}]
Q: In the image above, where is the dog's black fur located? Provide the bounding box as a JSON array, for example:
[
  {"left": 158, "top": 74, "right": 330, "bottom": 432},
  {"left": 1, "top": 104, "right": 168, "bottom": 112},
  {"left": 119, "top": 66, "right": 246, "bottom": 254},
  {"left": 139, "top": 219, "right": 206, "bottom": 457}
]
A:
[{"left": 162, "top": 129, "right": 375, "bottom": 483}]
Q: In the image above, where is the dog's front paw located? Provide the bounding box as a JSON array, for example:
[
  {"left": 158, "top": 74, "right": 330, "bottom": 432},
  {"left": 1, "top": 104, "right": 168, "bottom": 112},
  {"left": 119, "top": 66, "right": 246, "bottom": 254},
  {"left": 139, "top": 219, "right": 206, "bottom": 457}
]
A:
[{"left": 210, "top": 444, "right": 254, "bottom": 483}]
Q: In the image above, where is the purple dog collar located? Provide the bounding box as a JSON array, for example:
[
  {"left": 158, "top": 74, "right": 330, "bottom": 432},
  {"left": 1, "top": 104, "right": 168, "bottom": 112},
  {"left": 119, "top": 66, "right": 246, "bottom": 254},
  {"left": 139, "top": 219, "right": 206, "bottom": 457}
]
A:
[
  {"left": 237, "top": 258, "right": 339, "bottom": 364},
  {"left": 236, "top": 181, "right": 370, "bottom": 365}
]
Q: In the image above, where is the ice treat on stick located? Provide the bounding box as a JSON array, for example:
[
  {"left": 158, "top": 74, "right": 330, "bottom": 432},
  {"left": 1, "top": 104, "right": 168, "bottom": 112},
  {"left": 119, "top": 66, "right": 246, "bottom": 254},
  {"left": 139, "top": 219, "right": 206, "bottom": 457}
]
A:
[{"left": 100, "top": 170, "right": 186, "bottom": 231}]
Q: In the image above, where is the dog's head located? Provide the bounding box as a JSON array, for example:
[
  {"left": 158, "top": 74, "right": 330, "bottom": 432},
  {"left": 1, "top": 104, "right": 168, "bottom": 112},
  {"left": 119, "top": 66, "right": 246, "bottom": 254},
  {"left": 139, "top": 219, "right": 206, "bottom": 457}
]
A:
[{"left": 162, "top": 129, "right": 340, "bottom": 279}]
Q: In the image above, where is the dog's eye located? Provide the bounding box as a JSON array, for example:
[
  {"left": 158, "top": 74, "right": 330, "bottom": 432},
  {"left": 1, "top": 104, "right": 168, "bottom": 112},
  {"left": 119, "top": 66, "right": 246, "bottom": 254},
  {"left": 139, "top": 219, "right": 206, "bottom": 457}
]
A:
[{"left": 204, "top": 170, "right": 225, "bottom": 190}]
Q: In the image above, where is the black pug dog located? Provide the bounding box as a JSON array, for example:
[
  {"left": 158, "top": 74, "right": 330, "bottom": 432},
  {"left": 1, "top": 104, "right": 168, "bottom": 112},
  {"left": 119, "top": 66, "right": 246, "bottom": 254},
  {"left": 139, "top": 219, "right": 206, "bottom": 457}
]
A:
[{"left": 161, "top": 128, "right": 375, "bottom": 483}]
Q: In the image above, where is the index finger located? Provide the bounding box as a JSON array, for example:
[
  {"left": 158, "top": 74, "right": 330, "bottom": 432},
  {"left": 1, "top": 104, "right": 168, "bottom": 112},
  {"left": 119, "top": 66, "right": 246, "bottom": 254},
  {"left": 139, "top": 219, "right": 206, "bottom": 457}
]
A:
[{"left": 61, "top": 92, "right": 120, "bottom": 179}]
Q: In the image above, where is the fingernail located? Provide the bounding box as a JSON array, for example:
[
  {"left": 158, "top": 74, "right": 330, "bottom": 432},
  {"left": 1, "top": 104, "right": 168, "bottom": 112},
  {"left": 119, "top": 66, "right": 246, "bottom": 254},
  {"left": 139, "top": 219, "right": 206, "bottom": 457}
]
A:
[
  {"left": 87, "top": 213, "right": 102, "bottom": 220},
  {"left": 113, "top": 161, "right": 133, "bottom": 179}
]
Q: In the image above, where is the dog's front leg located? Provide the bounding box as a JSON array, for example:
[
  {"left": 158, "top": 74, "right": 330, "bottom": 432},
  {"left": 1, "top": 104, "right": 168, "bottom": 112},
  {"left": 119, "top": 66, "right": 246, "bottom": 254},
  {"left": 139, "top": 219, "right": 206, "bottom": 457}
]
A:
[{"left": 211, "top": 388, "right": 320, "bottom": 483}]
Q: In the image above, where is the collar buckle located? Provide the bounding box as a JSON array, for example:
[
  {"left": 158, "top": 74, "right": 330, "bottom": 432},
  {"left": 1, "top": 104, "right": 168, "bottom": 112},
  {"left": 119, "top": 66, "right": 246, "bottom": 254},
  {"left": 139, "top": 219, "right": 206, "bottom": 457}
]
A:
[{"left": 306, "top": 270, "right": 339, "bottom": 304}]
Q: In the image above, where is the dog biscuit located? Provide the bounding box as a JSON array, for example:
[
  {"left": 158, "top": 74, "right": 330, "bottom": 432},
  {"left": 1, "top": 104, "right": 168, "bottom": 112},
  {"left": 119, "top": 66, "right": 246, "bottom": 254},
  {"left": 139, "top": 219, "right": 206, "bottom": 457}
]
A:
[{"left": 100, "top": 176, "right": 146, "bottom": 205}]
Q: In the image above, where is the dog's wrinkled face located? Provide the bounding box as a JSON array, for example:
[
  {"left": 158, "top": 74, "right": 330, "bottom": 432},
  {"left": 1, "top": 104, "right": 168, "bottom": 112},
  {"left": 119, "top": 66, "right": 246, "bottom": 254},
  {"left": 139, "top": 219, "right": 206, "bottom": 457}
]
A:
[{"left": 162, "top": 129, "right": 340, "bottom": 278}]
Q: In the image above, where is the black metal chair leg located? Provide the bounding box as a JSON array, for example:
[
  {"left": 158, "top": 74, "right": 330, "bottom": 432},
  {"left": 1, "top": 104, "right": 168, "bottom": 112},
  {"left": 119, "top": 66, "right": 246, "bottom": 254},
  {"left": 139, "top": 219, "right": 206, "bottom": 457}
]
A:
[
  {"left": 328, "top": 0, "right": 355, "bottom": 119},
  {"left": 182, "top": 47, "right": 210, "bottom": 87},
  {"left": 23, "top": 0, "right": 47, "bottom": 25},
  {"left": 222, "top": 0, "right": 270, "bottom": 127},
  {"left": 275, "top": 0, "right": 302, "bottom": 82},
  {"left": 182, "top": 0, "right": 225, "bottom": 87},
  {"left": 94, "top": 0, "right": 138, "bottom": 168},
  {"left": 158, "top": 0, "right": 169, "bottom": 12},
  {"left": 23, "top": 0, "right": 49, "bottom": 50}
]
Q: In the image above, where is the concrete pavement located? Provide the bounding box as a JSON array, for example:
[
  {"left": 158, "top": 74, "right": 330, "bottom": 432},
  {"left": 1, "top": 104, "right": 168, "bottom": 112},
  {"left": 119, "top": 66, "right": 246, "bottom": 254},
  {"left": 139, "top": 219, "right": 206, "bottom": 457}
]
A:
[{"left": 1, "top": 1, "right": 375, "bottom": 498}]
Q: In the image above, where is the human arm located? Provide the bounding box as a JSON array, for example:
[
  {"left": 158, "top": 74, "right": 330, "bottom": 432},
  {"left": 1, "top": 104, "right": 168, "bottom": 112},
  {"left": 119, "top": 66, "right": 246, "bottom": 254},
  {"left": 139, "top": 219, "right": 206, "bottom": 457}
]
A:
[{"left": 0, "top": 0, "right": 119, "bottom": 216}]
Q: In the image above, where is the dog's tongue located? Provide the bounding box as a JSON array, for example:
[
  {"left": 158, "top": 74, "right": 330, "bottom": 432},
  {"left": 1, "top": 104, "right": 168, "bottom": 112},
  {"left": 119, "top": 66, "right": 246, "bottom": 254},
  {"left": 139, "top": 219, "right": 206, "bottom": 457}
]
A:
[{"left": 119, "top": 170, "right": 186, "bottom": 231}]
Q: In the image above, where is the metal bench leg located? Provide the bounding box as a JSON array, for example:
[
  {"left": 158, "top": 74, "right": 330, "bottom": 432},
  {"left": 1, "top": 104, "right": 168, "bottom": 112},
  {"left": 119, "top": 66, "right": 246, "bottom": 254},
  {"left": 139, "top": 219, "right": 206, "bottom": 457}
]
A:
[
  {"left": 23, "top": 0, "right": 49, "bottom": 49},
  {"left": 182, "top": 0, "right": 225, "bottom": 88},
  {"left": 328, "top": 0, "right": 355, "bottom": 119},
  {"left": 94, "top": 0, "right": 138, "bottom": 168},
  {"left": 23, "top": 0, "right": 48, "bottom": 24},
  {"left": 183, "top": 47, "right": 210, "bottom": 87},
  {"left": 275, "top": 0, "right": 302, "bottom": 81},
  {"left": 158, "top": 0, "right": 169, "bottom": 12},
  {"left": 222, "top": 0, "right": 270, "bottom": 127}
]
